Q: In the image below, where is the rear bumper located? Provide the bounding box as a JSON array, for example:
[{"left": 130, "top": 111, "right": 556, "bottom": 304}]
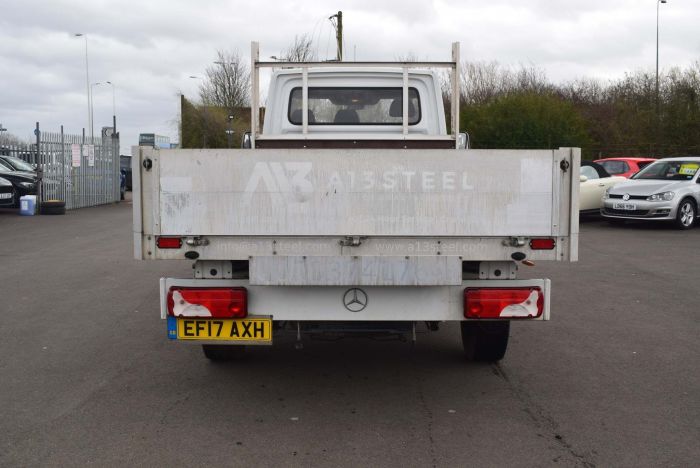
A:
[{"left": 160, "top": 277, "right": 551, "bottom": 321}]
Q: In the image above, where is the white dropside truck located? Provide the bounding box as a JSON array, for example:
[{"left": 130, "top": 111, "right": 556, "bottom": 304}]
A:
[{"left": 133, "top": 42, "right": 579, "bottom": 361}]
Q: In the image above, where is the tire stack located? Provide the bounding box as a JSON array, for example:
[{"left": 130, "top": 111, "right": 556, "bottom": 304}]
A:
[{"left": 40, "top": 200, "right": 66, "bottom": 215}]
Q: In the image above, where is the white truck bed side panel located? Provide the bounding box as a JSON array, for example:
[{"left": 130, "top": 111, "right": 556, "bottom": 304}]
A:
[{"left": 155, "top": 148, "right": 558, "bottom": 237}]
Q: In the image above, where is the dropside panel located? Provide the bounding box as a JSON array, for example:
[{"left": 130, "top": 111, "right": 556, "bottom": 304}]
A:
[{"left": 148, "top": 148, "right": 567, "bottom": 238}]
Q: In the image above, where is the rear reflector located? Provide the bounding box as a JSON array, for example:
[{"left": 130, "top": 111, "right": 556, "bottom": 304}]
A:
[
  {"left": 167, "top": 287, "right": 247, "bottom": 318},
  {"left": 464, "top": 287, "right": 543, "bottom": 319},
  {"left": 157, "top": 237, "right": 182, "bottom": 249},
  {"left": 529, "top": 238, "right": 556, "bottom": 250}
]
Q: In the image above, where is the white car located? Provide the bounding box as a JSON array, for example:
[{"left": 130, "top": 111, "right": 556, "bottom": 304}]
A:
[
  {"left": 579, "top": 162, "right": 626, "bottom": 214},
  {"left": 602, "top": 157, "right": 700, "bottom": 229}
]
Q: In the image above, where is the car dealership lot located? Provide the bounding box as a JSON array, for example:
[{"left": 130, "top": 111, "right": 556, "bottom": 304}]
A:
[{"left": 0, "top": 203, "right": 698, "bottom": 467}]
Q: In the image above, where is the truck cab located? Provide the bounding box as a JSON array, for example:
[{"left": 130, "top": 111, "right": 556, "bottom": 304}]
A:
[{"left": 262, "top": 68, "right": 445, "bottom": 137}]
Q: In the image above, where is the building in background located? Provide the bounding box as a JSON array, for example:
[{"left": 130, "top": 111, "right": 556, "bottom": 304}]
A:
[{"left": 138, "top": 133, "right": 170, "bottom": 149}]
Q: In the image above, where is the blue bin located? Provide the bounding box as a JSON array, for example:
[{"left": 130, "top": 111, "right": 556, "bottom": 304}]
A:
[{"left": 19, "top": 195, "right": 37, "bottom": 216}]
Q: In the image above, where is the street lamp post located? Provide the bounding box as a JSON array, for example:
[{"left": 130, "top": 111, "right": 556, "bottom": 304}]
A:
[
  {"left": 226, "top": 115, "right": 234, "bottom": 148},
  {"left": 105, "top": 81, "right": 116, "bottom": 118},
  {"left": 656, "top": 0, "right": 667, "bottom": 155},
  {"left": 105, "top": 81, "right": 117, "bottom": 134},
  {"left": 213, "top": 62, "right": 240, "bottom": 149},
  {"left": 74, "top": 33, "right": 91, "bottom": 139},
  {"left": 90, "top": 81, "right": 101, "bottom": 140}
]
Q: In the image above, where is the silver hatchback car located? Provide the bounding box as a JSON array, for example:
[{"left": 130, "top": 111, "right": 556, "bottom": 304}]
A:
[{"left": 601, "top": 157, "right": 700, "bottom": 229}]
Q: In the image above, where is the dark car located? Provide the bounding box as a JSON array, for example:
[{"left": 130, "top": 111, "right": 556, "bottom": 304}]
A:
[
  {"left": 0, "top": 155, "right": 37, "bottom": 173},
  {"left": 0, "top": 177, "right": 14, "bottom": 207},
  {"left": 0, "top": 156, "right": 61, "bottom": 191},
  {"left": 0, "top": 161, "right": 38, "bottom": 206}
]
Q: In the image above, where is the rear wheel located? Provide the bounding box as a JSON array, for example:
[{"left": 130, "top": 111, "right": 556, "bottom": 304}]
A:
[
  {"left": 202, "top": 344, "right": 246, "bottom": 361},
  {"left": 461, "top": 321, "right": 510, "bottom": 362},
  {"left": 674, "top": 199, "right": 696, "bottom": 230}
]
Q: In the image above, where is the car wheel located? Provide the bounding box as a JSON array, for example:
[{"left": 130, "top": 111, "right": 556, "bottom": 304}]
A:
[
  {"left": 202, "top": 344, "right": 246, "bottom": 361},
  {"left": 461, "top": 321, "right": 510, "bottom": 362},
  {"left": 40, "top": 199, "right": 66, "bottom": 215},
  {"left": 674, "top": 199, "right": 696, "bottom": 230}
]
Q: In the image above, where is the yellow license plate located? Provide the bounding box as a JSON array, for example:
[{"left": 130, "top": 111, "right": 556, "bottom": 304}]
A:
[{"left": 174, "top": 318, "right": 272, "bottom": 342}]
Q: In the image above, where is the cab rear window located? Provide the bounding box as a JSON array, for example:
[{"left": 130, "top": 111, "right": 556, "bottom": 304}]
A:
[{"left": 288, "top": 87, "right": 421, "bottom": 126}]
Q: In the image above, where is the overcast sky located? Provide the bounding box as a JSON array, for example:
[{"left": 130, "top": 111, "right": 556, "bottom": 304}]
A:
[{"left": 0, "top": 0, "right": 698, "bottom": 154}]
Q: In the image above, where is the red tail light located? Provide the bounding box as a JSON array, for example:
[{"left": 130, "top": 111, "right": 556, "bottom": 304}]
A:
[
  {"left": 464, "top": 287, "right": 543, "bottom": 319},
  {"left": 157, "top": 237, "right": 182, "bottom": 249},
  {"left": 167, "top": 287, "right": 247, "bottom": 318},
  {"left": 529, "top": 238, "right": 556, "bottom": 250}
]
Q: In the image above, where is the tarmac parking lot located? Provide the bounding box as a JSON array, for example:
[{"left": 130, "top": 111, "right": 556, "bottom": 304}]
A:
[{"left": 0, "top": 201, "right": 698, "bottom": 467}]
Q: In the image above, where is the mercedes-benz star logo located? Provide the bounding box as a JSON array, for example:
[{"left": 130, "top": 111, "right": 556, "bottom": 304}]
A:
[
  {"left": 343, "top": 288, "right": 368, "bottom": 312},
  {"left": 622, "top": 193, "right": 630, "bottom": 201}
]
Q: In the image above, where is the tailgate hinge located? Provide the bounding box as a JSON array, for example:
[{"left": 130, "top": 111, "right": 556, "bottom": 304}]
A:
[{"left": 339, "top": 236, "right": 364, "bottom": 247}]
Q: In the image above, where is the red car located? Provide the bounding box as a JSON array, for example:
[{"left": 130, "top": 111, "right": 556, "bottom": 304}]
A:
[{"left": 594, "top": 157, "right": 656, "bottom": 178}]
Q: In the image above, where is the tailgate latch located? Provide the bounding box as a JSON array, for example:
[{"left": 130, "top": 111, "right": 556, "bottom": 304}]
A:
[
  {"left": 503, "top": 237, "right": 526, "bottom": 247},
  {"left": 185, "top": 236, "right": 209, "bottom": 247},
  {"left": 339, "top": 236, "right": 364, "bottom": 247}
]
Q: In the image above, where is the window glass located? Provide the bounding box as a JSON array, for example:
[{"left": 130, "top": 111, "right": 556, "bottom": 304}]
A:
[
  {"left": 580, "top": 166, "right": 599, "bottom": 179},
  {"left": 288, "top": 87, "right": 421, "bottom": 125},
  {"left": 634, "top": 161, "right": 699, "bottom": 181},
  {"left": 599, "top": 160, "right": 628, "bottom": 175},
  {"left": 3, "top": 156, "right": 34, "bottom": 172}
]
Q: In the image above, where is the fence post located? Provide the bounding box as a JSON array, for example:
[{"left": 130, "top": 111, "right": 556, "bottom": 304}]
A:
[
  {"left": 60, "top": 125, "right": 66, "bottom": 208},
  {"left": 35, "top": 122, "right": 42, "bottom": 213},
  {"left": 80, "top": 128, "right": 85, "bottom": 208}
]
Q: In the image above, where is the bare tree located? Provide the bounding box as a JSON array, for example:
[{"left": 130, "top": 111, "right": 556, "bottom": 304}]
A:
[
  {"left": 281, "top": 34, "right": 317, "bottom": 62},
  {"left": 0, "top": 131, "right": 26, "bottom": 147},
  {"left": 199, "top": 50, "right": 250, "bottom": 110},
  {"left": 395, "top": 52, "right": 420, "bottom": 62}
]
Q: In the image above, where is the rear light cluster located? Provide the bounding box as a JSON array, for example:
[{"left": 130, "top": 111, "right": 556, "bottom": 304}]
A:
[
  {"left": 157, "top": 237, "right": 182, "bottom": 249},
  {"left": 167, "top": 287, "right": 247, "bottom": 318},
  {"left": 464, "top": 287, "right": 543, "bottom": 319},
  {"left": 529, "top": 238, "right": 556, "bottom": 250}
]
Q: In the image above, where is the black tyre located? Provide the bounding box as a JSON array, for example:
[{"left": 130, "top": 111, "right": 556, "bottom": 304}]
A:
[
  {"left": 674, "top": 199, "right": 696, "bottom": 230},
  {"left": 40, "top": 200, "right": 66, "bottom": 215},
  {"left": 202, "top": 344, "right": 246, "bottom": 361},
  {"left": 461, "top": 321, "right": 510, "bottom": 362}
]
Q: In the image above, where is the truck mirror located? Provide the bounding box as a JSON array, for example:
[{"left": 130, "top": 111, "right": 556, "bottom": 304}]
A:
[
  {"left": 579, "top": 175, "right": 588, "bottom": 183},
  {"left": 241, "top": 132, "right": 252, "bottom": 149}
]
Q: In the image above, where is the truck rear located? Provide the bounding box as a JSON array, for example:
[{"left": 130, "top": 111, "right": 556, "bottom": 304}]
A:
[{"left": 133, "top": 42, "right": 579, "bottom": 361}]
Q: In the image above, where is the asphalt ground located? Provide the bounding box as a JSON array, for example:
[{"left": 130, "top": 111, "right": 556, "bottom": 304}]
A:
[{"left": 0, "top": 199, "right": 698, "bottom": 467}]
